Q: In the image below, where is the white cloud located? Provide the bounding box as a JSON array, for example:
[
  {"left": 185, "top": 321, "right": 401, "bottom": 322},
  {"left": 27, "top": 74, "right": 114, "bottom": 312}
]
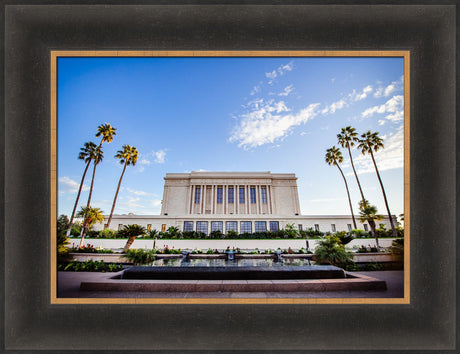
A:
[
  {"left": 321, "top": 84, "right": 374, "bottom": 116},
  {"left": 139, "top": 159, "right": 151, "bottom": 165},
  {"left": 278, "top": 61, "right": 293, "bottom": 75},
  {"left": 59, "top": 176, "right": 89, "bottom": 194},
  {"left": 361, "top": 95, "right": 404, "bottom": 123},
  {"left": 374, "top": 76, "right": 403, "bottom": 98},
  {"left": 250, "top": 85, "right": 260, "bottom": 96},
  {"left": 265, "top": 70, "right": 277, "bottom": 80},
  {"left": 353, "top": 125, "right": 404, "bottom": 175},
  {"left": 125, "top": 187, "right": 155, "bottom": 196},
  {"left": 154, "top": 149, "right": 167, "bottom": 164},
  {"left": 278, "top": 84, "right": 294, "bottom": 97},
  {"left": 321, "top": 99, "right": 347, "bottom": 115},
  {"left": 229, "top": 99, "right": 319, "bottom": 149},
  {"left": 265, "top": 61, "right": 294, "bottom": 85},
  {"left": 349, "top": 85, "right": 373, "bottom": 101}
]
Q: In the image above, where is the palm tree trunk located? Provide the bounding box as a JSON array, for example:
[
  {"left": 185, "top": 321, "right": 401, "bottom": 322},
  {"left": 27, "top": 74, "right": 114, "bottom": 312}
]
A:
[
  {"left": 106, "top": 162, "right": 128, "bottom": 229},
  {"left": 79, "top": 221, "right": 89, "bottom": 247},
  {"left": 336, "top": 164, "right": 358, "bottom": 229},
  {"left": 369, "top": 220, "right": 379, "bottom": 249},
  {"left": 122, "top": 236, "right": 136, "bottom": 253},
  {"left": 86, "top": 141, "right": 104, "bottom": 209},
  {"left": 370, "top": 150, "right": 397, "bottom": 237},
  {"left": 86, "top": 161, "right": 98, "bottom": 208},
  {"left": 67, "top": 160, "right": 91, "bottom": 237},
  {"left": 347, "top": 147, "right": 366, "bottom": 202}
]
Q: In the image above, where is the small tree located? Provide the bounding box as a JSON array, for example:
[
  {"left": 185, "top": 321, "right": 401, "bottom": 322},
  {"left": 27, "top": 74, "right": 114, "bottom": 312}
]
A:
[
  {"left": 314, "top": 235, "right": 354, "bottom": 269},
  {"left": 57, "top": 214, "right": 70, "bottom": 234},
  {"left": 118, "top": 224, "right": 147, "bottom": 252},
  {"left": 76, "top": 207, "right": 104, "bottom": 246},
  {"left": 283, "top": 223, "right": 299, "bottom": 238},
  {"left": 166, "top": 226, "right": 180, "bottom": 237},
  {"left": 359, "top": 200, "right": 383, "bottom": 249}
]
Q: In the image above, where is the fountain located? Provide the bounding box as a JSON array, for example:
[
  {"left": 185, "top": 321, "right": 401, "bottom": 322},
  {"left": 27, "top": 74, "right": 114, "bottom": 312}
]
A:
[
  {"left": 274, "top": 250, "right": 282, "bottom": 262},
  {"left": 181, "top": 250, "right": 191, "bottom": 261},
  {"left": 225, "top": 248, "right": 236, "bottom": 261}
]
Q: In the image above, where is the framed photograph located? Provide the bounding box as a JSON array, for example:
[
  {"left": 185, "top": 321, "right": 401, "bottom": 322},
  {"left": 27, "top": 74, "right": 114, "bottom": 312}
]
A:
[
  {"left": 52, "top": 50, "right": 409, "bottom": 306},
  {"left": 3, "top": 3, "right": 456, "bottom": 352}
]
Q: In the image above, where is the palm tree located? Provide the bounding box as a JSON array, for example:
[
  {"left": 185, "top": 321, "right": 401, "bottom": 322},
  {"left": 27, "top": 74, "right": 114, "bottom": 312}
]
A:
[
  {"left": 85, "top": 146, "right": 103, "bottom": 208},
  {"left": 76, "top": 206, "right": 104, "bottom": 247},
  {"left": 106, "top": 144, "right": 139, "bottom": 229},
  {"left": 85, "top": 123, "right": 117, "bottom": 207},
  {"left": 358, "top": 130, "right": 397, "bottom": 238},
  {"left": 325, "top": 146, "right": 358, "bottom": 229},
  {"left": 119, "top": 224, "right": 147, "bottom": 252},
  {"left": 66, "top": 142, "right": 98, "bottom": 236},
  {"left": 358, "top": 200, "right": 383, "bottom": 249},
  {"left": 337, "top": 126, "right": 366, "bottom": 203}
]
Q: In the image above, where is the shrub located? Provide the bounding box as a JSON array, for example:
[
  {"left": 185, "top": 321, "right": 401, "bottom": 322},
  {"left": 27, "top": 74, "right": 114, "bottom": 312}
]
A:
[
  {"left": 270, "top": 230, "right": 285, "bottom": 239},
  {"left": 350, "top": 229, "right": 370, "bottom": 238},
  {"left": 123, "top": 248, "right": 157, "bottom": 265},
  {"left": 99, "top": 228, "right": 117, "bottom": 239},
  {"left": 57, "top": 214, "right": 70, "bottom": 234},
  {"left": 226, "top": 230, "right": 238, "bottom": 239},
  {"left": 60, "top": 260, "right": 123, "bottom": 272},
  {"left": 282, "top": 223, "right": 300, "bottom": 238},
  {"left": 158, "top": 245, "right": 181, "bottom": 254},
  {"left": 86, "top": 230, "right": 99, "bottom": 238},
  {"left": 356, "top": 245, "right": 369, "bottom": 253},
  {"left": 210, "top": 230, "right": 224, "bottom": 239},
  {"left": 70, "top": 225, "right": 81, "bottom": 237},
  {"left": 389, "top": 238, "right": 404, "bottom": 255},
  {"left": 70, "top": 243, "right": 97, "bottom": 253},
  {"left": 69, "top": 243, "right": 113, "bottom": 254},
  {"left": 181, "top": 231, "right": 196, "bottom": 239},
  {"left": 334, "top": 231, "right": 354, "bottom": 245},
  {"left": 304, "top": 228, "right": 325, "bottom": 238},
  {"left": 57, "top": 230, "right": 71, "bottom": 263},
  {"left": 314, "top": 235, "right": 354, "bottom": 269},
  {"left": 148, "top": 229, "right": 159, "bottom": 238}
]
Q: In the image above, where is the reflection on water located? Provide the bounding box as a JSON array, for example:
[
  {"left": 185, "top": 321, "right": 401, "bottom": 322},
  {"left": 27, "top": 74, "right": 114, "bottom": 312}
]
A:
[{"left": 149, "top": 258, "right": 312, "bottom": 267}]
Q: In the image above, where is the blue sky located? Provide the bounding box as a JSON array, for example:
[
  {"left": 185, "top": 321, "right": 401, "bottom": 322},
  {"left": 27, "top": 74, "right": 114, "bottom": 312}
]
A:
[{"left": 57, "top": 56, "right": 405, "bottom": 219}]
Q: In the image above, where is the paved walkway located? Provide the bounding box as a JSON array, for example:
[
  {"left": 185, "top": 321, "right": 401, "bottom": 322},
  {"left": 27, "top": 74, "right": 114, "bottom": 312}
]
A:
[{"left": 57, "top": 270, "right": 404, "bottom": 299}]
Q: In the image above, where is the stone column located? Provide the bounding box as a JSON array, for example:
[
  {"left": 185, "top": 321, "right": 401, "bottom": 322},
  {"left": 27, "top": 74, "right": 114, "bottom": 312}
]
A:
[
  {"left": 234, "top": 184, "right": 238, "bottom": 214},
  {"left": 224, "top": 185, "right": 227, "bottom": 214},
  {"left": 266, "top": 185, "right": 272, "bottom": 214},
  {"left": 190, "top": 185, "right": 195, "bottom": 214},
  {"left": 201, "top": 184, "right": 206, "bottom": 214},
  {"left": 256, "top": 185, "right": 261, "bottom": 214},
  {"left": 211, "top": 185, "right": 215, "bottom": 214},
  {"left": 246, "top": 185, "right": 249, "bottom": 214}
]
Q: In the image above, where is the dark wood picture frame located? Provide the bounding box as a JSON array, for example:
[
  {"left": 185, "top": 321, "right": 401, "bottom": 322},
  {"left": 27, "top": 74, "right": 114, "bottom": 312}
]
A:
[{"left": 2, "top": 2, "right": 456, "bottom": 351}]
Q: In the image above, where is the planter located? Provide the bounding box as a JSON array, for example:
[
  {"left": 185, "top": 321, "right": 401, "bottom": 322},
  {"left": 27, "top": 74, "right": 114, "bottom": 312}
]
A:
[
  {"left": 70, "top": 253, "right": 126, "bottom": 263},
  {"left": 352, "top": 252, "right": 402, "bottom": 263}
]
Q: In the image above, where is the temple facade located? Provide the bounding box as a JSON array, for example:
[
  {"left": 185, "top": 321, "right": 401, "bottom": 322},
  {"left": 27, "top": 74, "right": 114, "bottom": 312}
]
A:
[
  {"left": 94, "top": 171, "right": 396, "bottom": 234},
  {"left": 160, "top": 172, "right": 300, "bottom": 216}
]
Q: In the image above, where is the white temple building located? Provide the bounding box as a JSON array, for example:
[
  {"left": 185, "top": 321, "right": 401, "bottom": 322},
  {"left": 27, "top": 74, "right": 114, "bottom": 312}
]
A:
[{"left": 94, "top": 171, "right": 396, "bottom": 234}]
